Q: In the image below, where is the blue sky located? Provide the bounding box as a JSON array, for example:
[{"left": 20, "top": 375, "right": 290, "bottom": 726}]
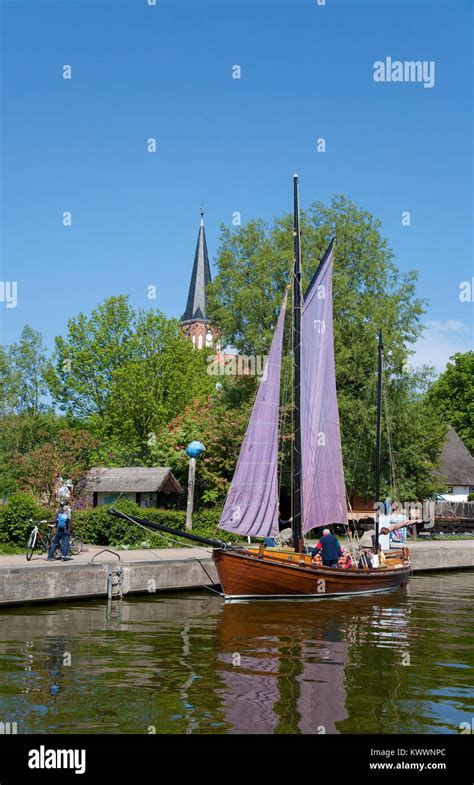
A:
[{"left": 0, "top": 0, "right": 472, "bottom": 371}]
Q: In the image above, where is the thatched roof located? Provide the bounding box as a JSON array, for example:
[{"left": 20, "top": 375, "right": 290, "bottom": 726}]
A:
[
  {"left": 434, "top": 427, "right": 474, "bottom": 486},
  {"left": 82, "top": 467, "right": 182, "bottom": 494}
]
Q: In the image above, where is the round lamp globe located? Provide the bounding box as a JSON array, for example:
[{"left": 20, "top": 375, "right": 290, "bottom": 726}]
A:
[{"left": 185, "top": 441, "right": 206, "bottom": 459}]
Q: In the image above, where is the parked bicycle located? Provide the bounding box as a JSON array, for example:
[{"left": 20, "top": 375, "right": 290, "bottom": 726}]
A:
[{"left": 26, "top": 519, "right": 83, "bottom": 561}]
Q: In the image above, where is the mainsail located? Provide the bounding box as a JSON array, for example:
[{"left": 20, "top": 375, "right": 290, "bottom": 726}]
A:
[
  {"left": 219, "top": 294, "right": 287, "bottom": 537},
  {"left": 301, "top": 240, "right": 347, "bottom": 531}
]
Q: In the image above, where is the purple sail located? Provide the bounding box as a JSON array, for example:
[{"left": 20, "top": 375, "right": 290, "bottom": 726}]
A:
[
  {"left": 301, "top": 241, "right": 347, "bottom": 531},
  {"left": 219, "top": 294, "right": 287, "bottom": 537}
]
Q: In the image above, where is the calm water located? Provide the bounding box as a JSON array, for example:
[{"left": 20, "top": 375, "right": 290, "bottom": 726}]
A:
[{"left": 0, "top": 570, "right": 473, "bottom": 734}]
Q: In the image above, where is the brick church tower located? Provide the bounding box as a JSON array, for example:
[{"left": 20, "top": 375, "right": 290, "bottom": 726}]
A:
[{"left": 180, "top": 210, "right": 220, "bottom": 351}]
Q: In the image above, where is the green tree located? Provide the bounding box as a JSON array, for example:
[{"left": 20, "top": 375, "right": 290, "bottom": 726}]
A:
[
  {"left": 208, "top": 195, "right": 426, "bottom": 368},
  {"left": 0, "top": 345, "right": 21, "bottom": 415},
  {"left": 151, "top": 395, "right": 249, "bottom": 505},
  {"left": 8, "top": 326, "right": 49, "bottom": 414},
  {"left": 208, "top": 196, "right": 444, "bottom": 500},
  {"left": 378, "top": 370, "right": 448, "bottom": 500},
  {"left": 11, "top": 428, "right": 100, "bottom": 505},
  {"left": 0, "top": 327, "right": 54, "bottom": 498},
  {"left": 427, "top": 351, "right": 474, "bottom": 453},
  {"left": 102, "top": 311, "right": 215, "bottom": 458},
  {"left": 1, "top": 326, "right": 49, "bottom": 416},
  {"left": 46, "top": 298, "right": 216, "bottom": 463},
  {"left": 0, "top": 412, "right": 63, "bottom": 498},
  {"left": 45, "top": 295, "right": 135, "bottom": 418}
]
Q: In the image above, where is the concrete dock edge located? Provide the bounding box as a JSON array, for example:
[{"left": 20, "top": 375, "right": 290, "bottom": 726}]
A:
[{"left": 0, "top": 541, "right": 473, "bottom": 607}]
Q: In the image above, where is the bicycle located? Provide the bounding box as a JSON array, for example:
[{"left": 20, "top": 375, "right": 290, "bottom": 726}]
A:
[
  {"left": 26, "top": 519, "right": 83, "bottom": 561},
  {"left": 26, "top": 520, "right": 55, "bottom": 561},
  {"left": 65, "top": 533, "right": 83, "bottom": 558}
]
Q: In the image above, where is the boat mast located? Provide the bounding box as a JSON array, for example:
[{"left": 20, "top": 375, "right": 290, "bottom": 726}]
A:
[
  {"left": 292, "top": 174, "right": 303, "bottom": 553},
  {"left": 374, "top": 329, "right": 383, "bottom": 553}
]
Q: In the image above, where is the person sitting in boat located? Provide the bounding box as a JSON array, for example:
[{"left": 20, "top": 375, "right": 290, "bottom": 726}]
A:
[
  {"left": 313, "top": 528, "right": 342, "bottom": 567},
  {"left": 358, "top": 549, "right": 373, "bottom": 569},
  {"left": 312, "top": 551, "right": 323, "bottom": 566},
  {"left": 337, "top": 549, "right": 352, "bottom": 570}
]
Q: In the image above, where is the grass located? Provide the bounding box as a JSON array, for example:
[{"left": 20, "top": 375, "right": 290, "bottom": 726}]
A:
[
  {"left": 0, "top": 542, "right": 25, "bottom": 555},
  {"left": 429, "top": 534, "right": 474, "bottom": 540}
]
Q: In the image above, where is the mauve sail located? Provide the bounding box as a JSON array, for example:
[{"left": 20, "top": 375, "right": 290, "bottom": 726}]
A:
[
  {"left": 219, "top": 294, "right": 287, "bottom": 537},
  {"left": 301, "top": 240, "right": 347, "bottom": 531}
]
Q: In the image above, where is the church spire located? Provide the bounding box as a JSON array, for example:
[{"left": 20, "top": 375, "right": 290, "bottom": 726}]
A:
[{"left": 181, "top": 209, "right": 212, "bottom": 324}]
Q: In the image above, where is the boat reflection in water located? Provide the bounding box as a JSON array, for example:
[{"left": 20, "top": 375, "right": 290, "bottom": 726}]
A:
[
  {"left": 214, "top": 591, "right": 412, "bottom": 734},
  {"left": 215, "top": 601, "right": 349, "bottom": 733}
]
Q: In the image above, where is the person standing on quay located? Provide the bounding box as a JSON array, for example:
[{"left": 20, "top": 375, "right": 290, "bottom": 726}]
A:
[{"left": 47, "top": 501, "right": 72, "bottom": 562}]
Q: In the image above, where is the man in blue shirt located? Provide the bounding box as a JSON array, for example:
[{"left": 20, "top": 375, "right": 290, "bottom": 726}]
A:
[
  {"left": 47, "top": 502, "right": 71, "bottom": 561},
  {"left": 315, "top": 528, "right": 342, "bottom": 566}
]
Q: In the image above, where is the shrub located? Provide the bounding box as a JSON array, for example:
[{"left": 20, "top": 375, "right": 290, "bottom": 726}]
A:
[
  {"left": 71, "top": 502, "right": 240, "bottom": 547},
  {"left": 71, "top": 501, "right": 184, "bottom": 548},
  {"left": 0, "top": 492, "right": 43, "bottom": 546},
  {"left": 0, "top": 494, "right": 242, "bottom": 549}
]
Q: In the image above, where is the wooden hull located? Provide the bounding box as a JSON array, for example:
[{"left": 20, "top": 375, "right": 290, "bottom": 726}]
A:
[{"left": 213, "top": 548, "right": 411, "bottom": 599}]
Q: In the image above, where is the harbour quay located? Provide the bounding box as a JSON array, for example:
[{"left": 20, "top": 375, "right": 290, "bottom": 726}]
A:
[{"left": 0, "top": 541, "right": 473, "bottom": 607}]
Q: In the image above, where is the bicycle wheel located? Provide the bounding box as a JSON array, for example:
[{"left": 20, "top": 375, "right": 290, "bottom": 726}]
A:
[
  {"left": 26, "top": 531, "right": 37, "bottom": 561},
  {"left": 69, "top": 536, "right": 82, "bottom": 556},
  {"left": 41, "top": 536, "right": 51, "bottom": 555}
]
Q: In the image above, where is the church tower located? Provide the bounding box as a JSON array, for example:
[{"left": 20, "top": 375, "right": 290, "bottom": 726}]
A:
[{"left": 180, "top": 210, "right": 220, "bottom": 351}]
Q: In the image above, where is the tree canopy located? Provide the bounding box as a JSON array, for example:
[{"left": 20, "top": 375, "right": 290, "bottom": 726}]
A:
[
  {"left": 208, "top": 195, "right": 445, "bottom": 501},
  {"left": 45, "top": 296, "right": 216, "bottom": 460},
  {"left": 0, "top": 196, "right": 458, "bottom": 507},
  {"left": 45, "top": 295, "right": 136, "bottom": 419},
  {"left": 1, "top": 325, "right": 48, "bottom": 416},
  {"left": 207, "top": 195, "right": 426, "bottom": 371},
  {"left": 150, "top": 394, "right": 249, "bottom": 505},
  {"left": 427, "top": 351, "right": 474, "bottom": 453}
]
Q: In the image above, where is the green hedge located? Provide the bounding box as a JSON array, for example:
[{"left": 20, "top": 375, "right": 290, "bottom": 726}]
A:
[
  {"left": 71, "top": 501, "right": 238, "bottom": 548},
  {"left": 0, "top": 495, "right": 240, "bottom": 549},
  {"left": 0, "top": 492, "right": 48, "bottom": 546}
]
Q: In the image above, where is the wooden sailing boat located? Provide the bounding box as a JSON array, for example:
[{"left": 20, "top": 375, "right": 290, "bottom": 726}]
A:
[
  {"left": 211, "top": 175, "right": 410, "bottom": 597},
  {"left": 110, "top": 175, "right": 411, "bottom": 598}
]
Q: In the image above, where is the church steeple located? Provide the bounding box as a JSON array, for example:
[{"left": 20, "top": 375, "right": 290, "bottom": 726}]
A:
[
  {"left": 181, "top": 208, "right": 211, "bottom": 323},
  {"left": 180, "top": 210, "right": 220, "bottom": 351}
]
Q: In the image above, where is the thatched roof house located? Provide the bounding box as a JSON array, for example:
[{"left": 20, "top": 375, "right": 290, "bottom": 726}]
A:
[
  {"left": 433, "top": 427, "right": 474, "bottom": 501},
  {"left": 79, "top": 467, "right": 182, "bottom": 508}
]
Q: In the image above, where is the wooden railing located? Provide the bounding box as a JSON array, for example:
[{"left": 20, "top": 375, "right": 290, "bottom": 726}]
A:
[{"left": 348, "top": 501, "right": 474, "bottom": 523}]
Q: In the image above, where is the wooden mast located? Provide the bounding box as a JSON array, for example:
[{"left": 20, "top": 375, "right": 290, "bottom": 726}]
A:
[
  {"left": 292, "top": 175, "right": 303, "bottom": 552},
  {"left": 374, "top": 329, "right": 383, "bottom": 553}
]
